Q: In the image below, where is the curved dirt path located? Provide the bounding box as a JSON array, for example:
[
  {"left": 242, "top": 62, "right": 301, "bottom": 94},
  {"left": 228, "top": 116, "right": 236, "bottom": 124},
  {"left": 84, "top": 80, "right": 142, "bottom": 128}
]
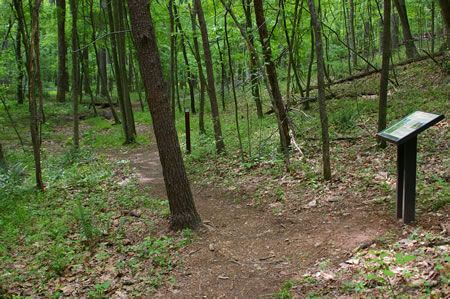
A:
[{"left": 119, "top": 137, "right": 402, "bottom": 298}]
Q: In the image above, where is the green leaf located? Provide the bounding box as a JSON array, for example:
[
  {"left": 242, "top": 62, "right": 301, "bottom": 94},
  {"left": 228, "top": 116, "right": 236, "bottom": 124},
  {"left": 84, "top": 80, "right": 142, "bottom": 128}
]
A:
[{"left": 383, "top": 269, "right": 395, "bottom": 278}]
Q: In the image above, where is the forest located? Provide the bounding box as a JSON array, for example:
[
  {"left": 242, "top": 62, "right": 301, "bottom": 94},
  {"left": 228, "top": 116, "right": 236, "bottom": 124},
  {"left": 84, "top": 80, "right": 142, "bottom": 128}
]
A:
[{"left": 0, "top": 0, "right": 449, "bottom": 297}]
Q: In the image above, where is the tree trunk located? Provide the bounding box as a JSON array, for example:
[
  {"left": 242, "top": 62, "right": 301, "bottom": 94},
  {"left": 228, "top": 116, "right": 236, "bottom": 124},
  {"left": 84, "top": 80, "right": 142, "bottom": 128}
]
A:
[
  {"left": 56, "top": 0, "right": 67, "bottom": 102},
  {"left": 391, "top": 12, "right": 399, "bottom": 50},
  {"left": 393, "top": 0, "right": 419, "bottom": 58},
  {"left": 188, "top": 4, "right": 206, "bottom": 134},
  {"left": 349, "top": 0, "right": 357, "bottom": 67},
  {"left": 224, "top": 13, "right": 244, "bottom": 159},
  {"left": 194, "top": 0, "right": 225, "bottom": 154},
  {"left": 174, "top": 3, "right": 196, "bottom": 114},
  {"left": 99, "top": 48, "right": 108, "bottom": 97},
  {"left": 70, "top": 0, "right": 80, "bottom": 150},
  {"left": 15, "top": 23, "right": 24, "bottom": 105},
  {"left": 107, "top": 0, "right": 135, "bottom": 144},
  {"left": 0, "top": 143, "right": 6, "bottom": 169},
  {"left": 438, "top": 0, "right": 450, "bottom": 49},
  {"left": 126, "top": 0, "right": 202, "bottom": 231},
  {"left": 29, "top": 0, "right": 45, "bottom": 191},
  {"left": 242, "top": 0, "right": 263, "bottom": 119},
  {"left": 377, "top": 0, "right": 391, "bottom": 149},
  {"left": 308, "top": 0, "right": 332, "bottom": 181},
  {"left": 89, "top": 0, "right": 120, "bottom": 124},
  {"left": 254, "top": 0, "right": 291, "bottom": 149},
  {"left": 168, "top": 0, "right": 176, "bottom": 117}
]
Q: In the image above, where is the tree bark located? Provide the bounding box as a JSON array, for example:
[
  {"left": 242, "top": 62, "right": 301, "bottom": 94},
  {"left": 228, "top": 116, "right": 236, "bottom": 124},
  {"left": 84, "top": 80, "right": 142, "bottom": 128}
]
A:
[
  {"left": 99, "top": 48, "right": 108, "bottom": 97},
  {"left": 89, "top": 0, "right": 120, "bottom": 124},
  {"left": 224, "top": 13, "right": 243, "bottom": 159},
  {"left": 194, "top": 0, "right": 225, "bottom": 154},
  {"left": 254, "top": 0, "right": 290, "bottom": 149},
  {"left": 0, "top": 143, "right": 6, "bottom": 169},
  {"left": 349, "top": 0, "right": 357, "bottom": 67},
  {"left": 70, "top": 0, "right": 80, "bottom": 150},
  {"left": 393, "top": 0, "right": 419, "bottom": 58},
  {"left": 56, "top": 0, "right": 67, "bottom": 102},
  {"left": 188, "top": 4, "right": 206, "bottom": 134},
  {"left": 242, "top": 0, "right": 263, "bottom": 119},
  {"left": 107, "top": 0, "right": 135, "bottom": 144},
  {"left": 438, "top": 0, "right": 450, "bottom": 49},
  {"left": 174, "top": 3, "right": 196, "bottom": 114},
  {"left": 15, "top": 21, "right": 24, "bottom": 105},
  {"left": 391, "top": 12, "right": 399, "bottom": 50},
  {"left": 308, "top": 0, "right": 331, "bottom": 181},
  {"left": 29, "top": 0, "right": 45, "bottom": 191},
  {"left": 168, "top": 0, "right": 176, "bottom": 117},
  {"left": 126, "top": 0, "right": 202, "bottom": 231},
  {"left": 377, "top": 0, "right": 391, "bottom": 149}
]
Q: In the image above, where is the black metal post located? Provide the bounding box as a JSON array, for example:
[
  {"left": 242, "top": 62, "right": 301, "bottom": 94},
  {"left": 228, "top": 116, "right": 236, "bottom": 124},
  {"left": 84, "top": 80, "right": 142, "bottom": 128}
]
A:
[
  {"left": 402, "top": 137, "right": 417, "bottom": 223},
  {"left": 396, "top": 143, "right": 405, "bottom": 219},
  {"left": 185, "top": 107, "right": 191, "bottom": 154},
  {"left": 396, "top": 137, "right": 417, "bottom": 223}
]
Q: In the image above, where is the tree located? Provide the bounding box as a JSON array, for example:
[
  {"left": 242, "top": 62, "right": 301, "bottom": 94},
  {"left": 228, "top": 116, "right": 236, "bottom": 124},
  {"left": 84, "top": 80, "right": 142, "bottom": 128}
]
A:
[
  {"left": 308, "top": 0, "right": 331, "bottom": 180},
  {"left": 14, "top": 20, "right": 24, "bottom": 105},
  {"left": 377, "top": 0, "right": 391, "bottom": 149},
  {"left": 393, "top": 0, "right": 419, "bottom": 58},
  {"left": 254, "top": 0, "right": 291, "bottom": 151},
  {"left": 188, "top": 3, "right": 207, "bottom": 134},
  {"left": 107, "top": 0, "right": 136, "bottom": 144},
  {"left": 193, "top": 0, "right": 225, "bottom": 154},
  {"left": 126, "top": 0, "right": 202, "bottom": 230},
  {"left": 173, "top": 3, "right": 196, "bottom": 114},
  {"left": 438, "top": 0, "right": 450, "bottom": 49},
  {"left": 70, "top": 0, "right": 80, "bottom": 149},
  {"left": 29, "top": 0, "right": 45, "bottom": 191},
  {"left": 242, "top": 0, "right": 263, "bottom": 119},
  {"left": 56, "top": 0, "right": 68, "bottom": 102}
]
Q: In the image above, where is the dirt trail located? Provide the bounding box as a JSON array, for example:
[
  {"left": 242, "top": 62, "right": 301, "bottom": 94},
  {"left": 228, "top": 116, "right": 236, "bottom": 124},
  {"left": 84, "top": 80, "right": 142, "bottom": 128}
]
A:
[{"left": 119, "top": 138, "right": 402, "bottom": 298}]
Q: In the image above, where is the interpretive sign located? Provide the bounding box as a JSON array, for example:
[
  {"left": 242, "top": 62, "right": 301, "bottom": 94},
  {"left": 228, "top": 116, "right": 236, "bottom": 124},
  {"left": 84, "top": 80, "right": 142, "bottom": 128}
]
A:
[
  {"left": 377, "top": 111, "right": 444, "bottom": 224},
  {"left": 377, "top": 111, "right": 444, "bottom": 145}
]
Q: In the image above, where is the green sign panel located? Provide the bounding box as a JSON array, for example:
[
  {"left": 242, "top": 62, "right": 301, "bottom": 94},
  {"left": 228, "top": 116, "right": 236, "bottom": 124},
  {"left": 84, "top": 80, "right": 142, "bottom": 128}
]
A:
[{"left": 377, "top": 111, "right": 444, "bottom": 144}]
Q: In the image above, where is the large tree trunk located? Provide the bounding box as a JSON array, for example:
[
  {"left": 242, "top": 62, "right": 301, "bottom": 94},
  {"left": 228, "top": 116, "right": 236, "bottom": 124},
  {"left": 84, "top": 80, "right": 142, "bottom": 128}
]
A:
[
  {"left": 308, "top": 0, "right": 331, "bottom": 181},
  {"left": 393, "top": 0, "right": 419, "bottom": 58},
  {"left": 193, "top": 0, "right": 225, "bottom": 154},
  {"left": 254, "top": 0, "right": 290, "bottom": 149},
  {"left": 378, "top": 0, "right": 391, "bottom": 149},
  {"left": 126, "top": 0, "right": 202, "bottom": 231},
  {"left": 98, "top": 48, "right": 108, "bottom": 97},
  {"left": 438, "top": 0, "right": 450, "bottom": 49},
  {"left": 56, "top": 0, "right": 68, "bottom": 102}
]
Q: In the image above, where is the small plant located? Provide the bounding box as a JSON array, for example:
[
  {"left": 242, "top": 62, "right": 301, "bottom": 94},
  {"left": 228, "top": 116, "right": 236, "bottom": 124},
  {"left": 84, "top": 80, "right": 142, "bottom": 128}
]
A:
[
  {"left": 75, "top": 200, "right": 100, "bottom": 249},
  {"left": 274, "top": 280, "right": 294, "bottom": 299},
  {"left": 88, "top": 281, "right": 111, "bottom": 299}
]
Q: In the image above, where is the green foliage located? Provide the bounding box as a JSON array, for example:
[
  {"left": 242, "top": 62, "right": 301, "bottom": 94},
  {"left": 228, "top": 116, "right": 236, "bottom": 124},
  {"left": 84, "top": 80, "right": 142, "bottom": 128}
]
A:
[{"left": 274, "top": 280, "right": 295, "bottom": 299}]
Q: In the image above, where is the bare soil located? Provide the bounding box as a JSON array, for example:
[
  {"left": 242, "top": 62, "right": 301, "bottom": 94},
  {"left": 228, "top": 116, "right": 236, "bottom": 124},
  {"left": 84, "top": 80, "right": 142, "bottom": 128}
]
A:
[{"left": 116, "top": 127, "right": 410, "bottom": 298}]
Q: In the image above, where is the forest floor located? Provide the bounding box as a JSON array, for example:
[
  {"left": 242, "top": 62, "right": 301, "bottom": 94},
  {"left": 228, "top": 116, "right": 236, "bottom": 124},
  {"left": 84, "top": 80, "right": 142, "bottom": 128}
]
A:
[
  {"left": 110, "top": 122, "right": 448, "bottom": 298},
  {"left": 1, "top": 59, "right": 449, "bottom": 298}
]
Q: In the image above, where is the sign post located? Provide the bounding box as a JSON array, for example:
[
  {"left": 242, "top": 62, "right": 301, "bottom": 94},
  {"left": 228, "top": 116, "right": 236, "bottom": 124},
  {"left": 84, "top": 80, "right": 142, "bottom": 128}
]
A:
[{"left": 377, "top": 111, "right": 444, "bottom": 224}]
